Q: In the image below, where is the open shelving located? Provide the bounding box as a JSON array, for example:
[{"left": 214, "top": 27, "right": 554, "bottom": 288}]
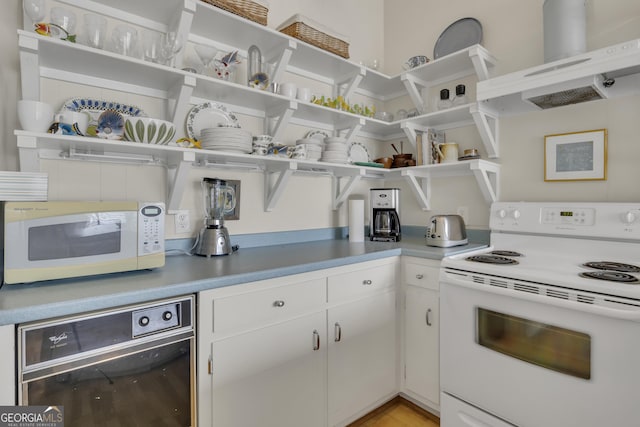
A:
[{"left": 17, "top": 0, "right": 502, "bottom": 212}]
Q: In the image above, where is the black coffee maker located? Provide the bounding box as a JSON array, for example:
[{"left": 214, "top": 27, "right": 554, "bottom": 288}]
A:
[{"left": 370, "top": 188, "right": 401, "bottom": 242}]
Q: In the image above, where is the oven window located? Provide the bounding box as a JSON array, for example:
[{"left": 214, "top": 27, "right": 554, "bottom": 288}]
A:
[
  {"left": 26, "top": 339, "right": 193, "bottom": 426},
  {"left": 477, "top": 308, "right": 591, "bottom": 379}
]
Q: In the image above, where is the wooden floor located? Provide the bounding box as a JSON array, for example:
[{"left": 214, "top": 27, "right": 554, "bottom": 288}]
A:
[{"left": 348, "top": 396, "right": 440, "bottom": 427}]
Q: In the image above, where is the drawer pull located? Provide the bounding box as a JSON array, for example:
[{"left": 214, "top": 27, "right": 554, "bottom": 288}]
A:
[
  {"left": 426, "top": 308, "right": 433, "bottom": 326},
  {"left": 334, "top": 322, "right": 342, "bottom": 342},
  {"left": 362, "top": 279, "right": 373, "bottom": 285},
  {"left": 273, "top": 300, "right": 285, "bottom": 307},
  {"left": 416, "top": 274, "right": 424, "bottom": 279},
  {"left": 313, "top": 330, "right": 320, "bottom": 351}
]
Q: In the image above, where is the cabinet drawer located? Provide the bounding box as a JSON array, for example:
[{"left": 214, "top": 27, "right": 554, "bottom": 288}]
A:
[
  {"left": 213, "top": 278, "right": 326, "bottom": 336},
  {"left": 405, "top": 261, "right": 440, "bottom": 290},
  {"left": 327, "top": 262, "right": 396, "bottom": 302}
]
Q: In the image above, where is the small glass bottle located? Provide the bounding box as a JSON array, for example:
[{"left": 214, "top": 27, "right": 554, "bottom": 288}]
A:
[
  {"left": 452, "top": 84, "right": 469, "bottom": 106},
  {"left": 437, "top": 89, "right": 452, "bottom": 110}
]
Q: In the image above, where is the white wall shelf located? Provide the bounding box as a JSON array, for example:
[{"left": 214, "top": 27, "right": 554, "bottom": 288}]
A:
[
  {"left": 17, "top": 1, "right": 502, "bottom": 212},
  {"left": 16, "top": 132, "right": 499, "bottom": 212}
]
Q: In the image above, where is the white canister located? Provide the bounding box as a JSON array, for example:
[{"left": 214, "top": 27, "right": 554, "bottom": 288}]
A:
[
  {"left": 279, "top": 82, "right": 297, "bottom": 98},
  {"left": 348, "top": 199, "right": 365, "bottom": 242},
  {"left": 543, "top": 0, "right": 587, "bottom": 63}
]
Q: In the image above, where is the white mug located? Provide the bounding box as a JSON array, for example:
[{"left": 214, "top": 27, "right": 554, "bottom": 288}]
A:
[
  {"left": 17, "top": 100, "right": 54, "bottom": 132},
  {"left": 279, "top": 82, "right": 297, "bottom": 98},
  {"left": 296, "top": 87, "right": 311, "bottom": 102},
  {"left": 437, "top": 142, "right": 459, "bottom": 163},
  {"left": 56, "top": 110, "right": 91, "bottom": 135}
]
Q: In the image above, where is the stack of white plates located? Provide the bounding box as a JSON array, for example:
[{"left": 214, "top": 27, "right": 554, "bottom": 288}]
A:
[
  {"left": 201, "top": 127, "right": 252, "bottom": 153},
  {"left": 321, "top": 137, "right": 349, "bottom": 163},
  {"left": 296, "top": 138, "right": 323, "bottom": 161},
  {"left": 0, "top": 172, "right": 48, "bottom": 201}
]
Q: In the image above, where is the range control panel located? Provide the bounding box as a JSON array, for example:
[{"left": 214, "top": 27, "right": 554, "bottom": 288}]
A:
[
  {"left": 541, "top": 207, "right": 596, "bottom": 226},
  {"left": 490, "top": 202, "right": 640, "bottom": 240}
]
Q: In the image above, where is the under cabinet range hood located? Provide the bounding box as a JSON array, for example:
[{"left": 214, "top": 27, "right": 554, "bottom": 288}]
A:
[{"left": 478, "top": 38, "right": 640, "bottom": 114}]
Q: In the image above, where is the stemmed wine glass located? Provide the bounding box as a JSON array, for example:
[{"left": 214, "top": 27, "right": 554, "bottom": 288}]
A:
[
  {"left": 160, "top": 31, "right": 184, "bottom": 67},
  {"left": 23, "top": 0, "right": 46, "bottom": 28},
  {"left": 194, "top": 44, "right": 218, "bottom": 75}
]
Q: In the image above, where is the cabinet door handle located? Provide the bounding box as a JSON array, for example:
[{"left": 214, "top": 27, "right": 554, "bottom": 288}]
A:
[
  {"left": 334, "top": 322, "right": 342, "bottom": 342},
  {"left": 362, "top": 279, "right": 372, "bottom": 285},
  {"left": 426, "top": 308, "right": 433, "bottom": 326},
  {"left": 313, "top": 330, "right": 320, "bottom": 351},
  {"left": 416, "top": 274, "right": 424, "bottom": 279},
  {"left": 273, "top": 300, "right": 285, "bottom": 307}
]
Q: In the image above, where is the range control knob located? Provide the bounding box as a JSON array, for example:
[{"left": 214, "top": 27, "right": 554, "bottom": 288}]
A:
[
  {"left": 497, "top": 209, "right": 507, "bottom": 219},
  {"left": 162, "top": 311, "right": 173, "bottom": 322},
  {"left": 138, "top": 316, "right": 150, "bottom": 327},
  {"left": 511, "top": 209, "right": 521, "bottom": 220},
  {"left": 623, "top": 211, "right": 637, "bottom": 224}
]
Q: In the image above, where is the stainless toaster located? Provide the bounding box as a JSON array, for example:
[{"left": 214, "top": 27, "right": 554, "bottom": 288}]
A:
[{"left": 426, "top": 214, "right": 468, "bottom": 247}]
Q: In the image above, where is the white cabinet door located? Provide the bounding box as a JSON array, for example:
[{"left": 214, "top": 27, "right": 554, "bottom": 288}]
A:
[
  {"left": 404, "top": 285, "right": 440, "bottom": 406},
  {"left": 209, "top": 311, "right": 327, "bottom": 427},
  {"left": 327, "top": 290, "right": 398, "bottom": 426},
  {"left": 0, "top": 324, "right": 15, "bottom": 405}
]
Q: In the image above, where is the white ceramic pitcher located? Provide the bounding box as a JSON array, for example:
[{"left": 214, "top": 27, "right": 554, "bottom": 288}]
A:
[{"left": 437, "top": 142, "right": 459, "bottom": 163}]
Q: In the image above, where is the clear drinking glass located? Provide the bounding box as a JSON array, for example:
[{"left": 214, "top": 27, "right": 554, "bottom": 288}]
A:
[
  {"left": 23, "top": 0, "right": 45, "bottom": 27},
  {"left": 143, "top": 31, "right": 163, "bottom": 63},
  {"left": 82, "top": 13, "right": 107, "bottom": 49},
  {"left": 161, "top": 31, "right": 184, "bottom": 67},
  {"left": 50, "top": 7, "right": 76, "bottom": 34},
  {"left": 111, "top": 24, "right": 138, "bottom": 57}
]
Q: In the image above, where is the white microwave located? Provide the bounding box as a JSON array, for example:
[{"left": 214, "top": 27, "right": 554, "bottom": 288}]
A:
[{"left": 4, "top": 201, "right": 165, "bottom": 284}]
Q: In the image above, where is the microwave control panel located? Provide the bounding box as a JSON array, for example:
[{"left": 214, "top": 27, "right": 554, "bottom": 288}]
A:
[{"left": 138, "top": 202, "right": 165, "bottom": 255}]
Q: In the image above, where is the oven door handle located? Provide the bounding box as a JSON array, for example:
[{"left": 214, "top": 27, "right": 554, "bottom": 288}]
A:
[{"left": 443, "top": 274, "right": 640, "bottom": 322}]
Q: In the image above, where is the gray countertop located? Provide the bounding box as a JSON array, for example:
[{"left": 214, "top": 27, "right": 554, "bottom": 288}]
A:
[{"left": 0, "top": 236, "right": 486, "bottom": 325}]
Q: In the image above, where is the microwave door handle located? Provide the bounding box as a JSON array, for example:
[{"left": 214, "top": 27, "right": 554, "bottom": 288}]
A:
[{"left": 443, "top": 271, "right": 640, "bottom": 322}]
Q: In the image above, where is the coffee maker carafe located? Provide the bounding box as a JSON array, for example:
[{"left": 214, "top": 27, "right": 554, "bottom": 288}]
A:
[
  {"left": 370, "top": 188, "right": 401, "bottom": 242},
  {"left": 194, "top": 178, "right": 236, "bottom": 256}
]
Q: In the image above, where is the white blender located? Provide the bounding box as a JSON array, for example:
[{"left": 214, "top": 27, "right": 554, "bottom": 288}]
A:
[{"left": 194, "top": 177, "right": 236, "bottom": 256}]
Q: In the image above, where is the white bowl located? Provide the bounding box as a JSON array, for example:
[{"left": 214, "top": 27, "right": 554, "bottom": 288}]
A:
[{"left": 124, "top": 117, "right": 176, "bottom": 144}]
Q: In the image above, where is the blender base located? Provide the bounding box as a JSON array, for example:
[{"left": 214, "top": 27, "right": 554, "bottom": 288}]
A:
[{"left": 194, "top": 227, "right": 233, "bottom": 256}]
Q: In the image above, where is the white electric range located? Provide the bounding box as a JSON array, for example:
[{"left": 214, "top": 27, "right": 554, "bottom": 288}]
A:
[{"left": 439, "top": 202, "right": 640, "bottom": 427}]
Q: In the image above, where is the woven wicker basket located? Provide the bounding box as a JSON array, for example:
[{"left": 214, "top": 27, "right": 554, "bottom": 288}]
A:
[
  {"left": 201, "top": 0, "right": 268, "bottom": 26},
  {"left": 279, "top": 21, "right": 349, "bottom": 59}
]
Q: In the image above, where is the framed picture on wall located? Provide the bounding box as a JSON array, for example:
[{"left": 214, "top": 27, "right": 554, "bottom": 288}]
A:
[{"left": 544, "top": 129, "right": 607, "bottom": 181}]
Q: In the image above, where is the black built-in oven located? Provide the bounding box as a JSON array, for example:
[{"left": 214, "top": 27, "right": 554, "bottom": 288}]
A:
[{"left": 18, "top": 296, "right": 196, "bottom": 427}]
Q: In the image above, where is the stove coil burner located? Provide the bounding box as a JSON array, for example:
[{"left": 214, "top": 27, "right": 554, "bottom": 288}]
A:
[
  {"left": 579, "top": 271, "right": 640, "bottom": 283},
  {"left": 490, "top": 250, "right": 523, "bottom": 257},
  {"left": 582, "top": 261, "right": 640, "bottom": 273},
  {"left": 466, "top": 255, "right": 519, "bottom": 265}
]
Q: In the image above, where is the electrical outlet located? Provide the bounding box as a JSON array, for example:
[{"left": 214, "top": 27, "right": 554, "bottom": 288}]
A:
[
  {"left": 174, "top": 210, "right": 191, "bottom": 233},
  {"left": 457, "top": 206, "right": 469, "bottom": 224}
]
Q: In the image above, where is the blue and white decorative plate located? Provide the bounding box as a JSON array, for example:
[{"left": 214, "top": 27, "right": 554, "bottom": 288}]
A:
[
  {"left": 60, "top": 98, "right": 146, "bottom": 138},
  {"left": 61, "top": 98, "right": 147, "bottom": 117}
]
